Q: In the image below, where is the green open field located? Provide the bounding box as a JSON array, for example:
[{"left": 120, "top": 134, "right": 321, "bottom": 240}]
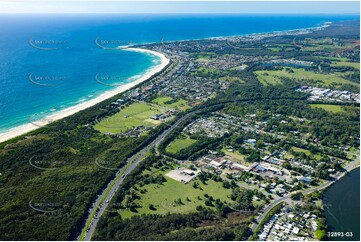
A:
[
  {"left": 317, "top": 56, "right": 351, "bottom": 62},
  {"left": 219, "top": 76, "right": 245, "bottom": 83},
  {"left": 119, "top": 168, "right": 233, "bottom": 219},
  {"left": 94, "top": 102, "right": 166, "bottom": 134},
  {"left": 166, "top": 136, "right": 197, "bottom": 154},
  {"left": 255, "top": 71, "right": 283, "bottom": 85},
  {"left": 268, "top": 47, "right": 282, "bottom": 52},
  {"left": 331, "top": 61, "right": 360, "bottom": 70},
  {"left": 191, "top": 52, "right": 216, "bottom": 60},
  {"left": 305, "top": 37, "right": 333, "bottom": 44},
  {"left": 292, "top": 147, "right": 312, "bottom": 155},
  {"left": 301, "top": 45, "right": 343, "bottom": 51},
  {"left": 300, "top": 39, "right": 355, "bottom": 52},
  {"left": 286, "top": 146, "right": 323, "bottom": 160},
  {"left": 283, "top": 152, "right": 294, "bottom": 160},
  {"left": 255, "top": 67, "right": 359, "bottom": 88},
  {"left": 310, "top": 104, "right": 347, "bottom": 113},
  {"left": 230, "top": 64, "right": 248, "bottom": 70},
  {"left": 152, "top": 96, "right": 190, "bottom": 110}
]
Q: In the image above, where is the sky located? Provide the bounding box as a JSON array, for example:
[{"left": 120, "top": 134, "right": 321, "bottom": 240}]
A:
[{"left": 0, "top": 1, "right": 359, "bottom": 14}]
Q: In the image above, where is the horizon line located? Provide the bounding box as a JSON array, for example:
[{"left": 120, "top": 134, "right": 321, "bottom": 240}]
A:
[{"left": 0, "top": 12, "right": 359, "bottom": 15}]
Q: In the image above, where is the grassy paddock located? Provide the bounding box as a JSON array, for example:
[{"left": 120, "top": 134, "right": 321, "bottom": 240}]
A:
[
  {"left": 166, "top": 137, "right": 197, "bottom": 154},
  {"left": 255, "top": 68, "right": 359, "bottom": 88},
  {"left": 331, "top": 61, "right": 360, "bottom": 70},
  {"left": 119, "top": 168, "right": 233, "bottom": 218},
  {"left": 317, "top": 56, "right": 351, "bottom": 61},
  {"left": 219, "top": 76, "right": 245, "bottom": 83},
  {"left": 310, "top": 104, "right": 346, "bottom": 113},
  {"left": 152, "top": 96, "right": 190, "bottom": 110},
  {"left": 94, "top": 102, "right": 166, "bottom": 134},
  {"left": 291, "top": 146, "right": 323, "bottom": 160}
]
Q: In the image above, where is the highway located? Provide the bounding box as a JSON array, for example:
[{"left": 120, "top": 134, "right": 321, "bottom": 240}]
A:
[
  {"left": 78, "top": 98, "right": 359, "bottom": 240},
  {"left": 78, "top": 110, "right": 198, "bottom": 241}
]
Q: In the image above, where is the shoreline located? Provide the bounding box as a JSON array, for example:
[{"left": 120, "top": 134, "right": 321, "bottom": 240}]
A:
[
  {"left": 0, "top": 48, "right": 169, "bottom": 143},
  {"left": 157, "top": 21, "right": 332, "bottom": 45},
  {"left": 0, "top": 20, "right": 336, "bottom": 144}
]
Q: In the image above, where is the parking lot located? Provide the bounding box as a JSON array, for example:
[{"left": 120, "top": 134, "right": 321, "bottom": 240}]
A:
[{"left": 165, "top": 168, "right": 199, "bottom": 183}]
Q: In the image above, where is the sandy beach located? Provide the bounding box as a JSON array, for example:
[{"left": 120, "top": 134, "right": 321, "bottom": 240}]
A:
[{"left": 0, "top": 48, "right": 169, "bottom": 143}]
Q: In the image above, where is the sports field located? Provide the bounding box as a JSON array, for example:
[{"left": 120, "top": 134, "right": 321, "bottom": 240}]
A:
[
  {"left": 94, "top": 102, "right": 166, "bottom": 134},
  {"left": 152, "top": 96, "right": 190, "bottom": 110},
  {"left": 191, "top": 52, "right": 216, "bottom": 60},
  {"left": 193, "top": 66, "right": 225, "bottom": 76}
]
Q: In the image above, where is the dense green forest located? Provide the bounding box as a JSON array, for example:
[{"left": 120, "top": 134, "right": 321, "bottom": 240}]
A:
[{"left": 0, "top": 88, "right": 172, "bottom": 240}]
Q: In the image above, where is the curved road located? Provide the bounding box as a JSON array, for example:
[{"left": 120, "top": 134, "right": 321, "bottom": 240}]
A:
[
  {"left": 79, "top": 110, "right": 198, "bottom": 241},
  {"left": 251, "top": 155, "right": 360, "bottom": 232},
  {"left": 78, "top": 95, "right": 359, "bottom": 240}
]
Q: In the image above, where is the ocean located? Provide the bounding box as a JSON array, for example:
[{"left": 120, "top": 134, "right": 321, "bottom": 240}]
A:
[{"left": 0, "top": 14, "right": 358, "bottom": 133}]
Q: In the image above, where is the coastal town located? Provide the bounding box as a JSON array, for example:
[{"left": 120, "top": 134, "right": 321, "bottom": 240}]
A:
[
  {"left": 0, "top": 12, "right": 359, "bottom": 242},
  {"left": 258, "top": 207, "right": 321, "bottom": 241},
  {"left": 83, "top": 20, "right": 359, "bottom": 241}
]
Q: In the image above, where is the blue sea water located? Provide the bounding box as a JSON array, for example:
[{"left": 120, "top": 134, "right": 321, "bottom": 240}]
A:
[{"left": 0, "top": 14, "right": 358, "bottom": 133}]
